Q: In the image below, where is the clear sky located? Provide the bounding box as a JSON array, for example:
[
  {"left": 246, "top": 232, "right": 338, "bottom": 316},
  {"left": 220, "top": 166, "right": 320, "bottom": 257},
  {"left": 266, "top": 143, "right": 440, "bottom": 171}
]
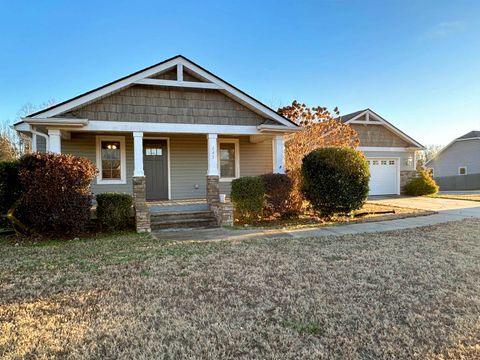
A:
[{"left": 1, "top": 0, "right": 479, "bottom": 146}]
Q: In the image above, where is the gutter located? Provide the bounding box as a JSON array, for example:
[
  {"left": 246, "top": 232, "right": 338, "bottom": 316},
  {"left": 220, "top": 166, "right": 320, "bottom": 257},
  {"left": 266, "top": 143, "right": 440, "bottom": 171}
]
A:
[
  {"left": 22, "top": 117, "right": 89, "bottom": 127},
  {"left": 257, "top": 124, "right": 302, "bottom": 133}
]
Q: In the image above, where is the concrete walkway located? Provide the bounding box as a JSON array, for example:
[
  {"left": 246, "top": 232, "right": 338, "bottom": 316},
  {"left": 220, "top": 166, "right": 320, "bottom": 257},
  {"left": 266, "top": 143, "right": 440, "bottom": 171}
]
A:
[{"left": 152, "top": 196, "right": 480, "bottom": 242}]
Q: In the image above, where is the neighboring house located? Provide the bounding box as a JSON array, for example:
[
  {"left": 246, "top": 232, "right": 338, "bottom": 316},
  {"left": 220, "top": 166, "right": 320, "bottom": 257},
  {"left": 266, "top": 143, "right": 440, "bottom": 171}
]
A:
[
  {"left": 339, "top": 109, "right": 424, "bottom": 195},
  {"left": 426, "top": 131, "right": 480, "bottom": 177},
  {"left": 14, "top": 55, "right": 300, "bottom": 231},
  {"left": 425, "top": 131, "right": 480, "bottom": 190}
]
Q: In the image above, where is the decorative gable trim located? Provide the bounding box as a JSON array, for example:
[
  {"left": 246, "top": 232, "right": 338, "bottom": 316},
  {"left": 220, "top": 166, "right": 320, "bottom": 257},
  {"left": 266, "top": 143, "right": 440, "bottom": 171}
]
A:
[
  {"left": 343, "top": 109, "right": 424, "bottom": 149},
  {"left": 27, "top": 55, "right": 297, "bottom": 128}
]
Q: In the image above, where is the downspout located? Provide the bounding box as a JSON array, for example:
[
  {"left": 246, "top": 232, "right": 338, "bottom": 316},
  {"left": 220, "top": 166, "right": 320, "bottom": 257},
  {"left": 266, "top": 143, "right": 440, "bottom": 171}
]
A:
[{"left": 29, "top": 125, "right": 49, "bottom": 151}]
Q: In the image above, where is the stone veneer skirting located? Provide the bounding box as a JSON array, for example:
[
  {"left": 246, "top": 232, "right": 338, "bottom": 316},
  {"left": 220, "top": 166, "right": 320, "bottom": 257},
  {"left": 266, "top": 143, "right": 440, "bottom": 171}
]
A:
[
  {"left": 206, "top": 175, "right": 220, "bottom": 204},
  {"left": 133, "top": 176, "right": 151, "bottom": 233},
  {"left": 211, "top": 202, "right": 234, "bottom": 227},
  {"left": 400, "top": 170, "right": 418, "bottom": 194}
]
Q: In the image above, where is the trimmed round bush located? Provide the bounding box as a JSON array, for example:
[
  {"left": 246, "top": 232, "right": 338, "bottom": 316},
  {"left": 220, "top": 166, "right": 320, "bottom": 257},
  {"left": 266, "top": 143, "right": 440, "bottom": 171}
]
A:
[
  {"left": 301, "top": 147, "right": 370, "bottom": 217},
  {"left": 230, "top": 176, "right": 265, "bottom": 222},
  {"left": 260, "top": 173, "right": 294, "bottom": 219},
  {"left": 404, "top": 170, "right": 439, "bottom": 196},
  {"left": 0, "top": 160, "right": 21, "bottom": 214},
  {"left": 96, "top": 193, "right": 133, "bottom": 231},
  {"left": 18, "top": 153, "right": 97, "bottom": 237}
]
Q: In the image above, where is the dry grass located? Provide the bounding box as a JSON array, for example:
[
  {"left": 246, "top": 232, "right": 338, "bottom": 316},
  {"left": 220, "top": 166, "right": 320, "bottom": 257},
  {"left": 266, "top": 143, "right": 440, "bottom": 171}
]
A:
[
  {"left": 1, "top": 220, "right": 480, "bottom": 359},
  {"left": 236, "top": 202, "right": 432, "bottom": 230},
  {"left": 429, "top": 194, "right": 480, "bottom": 202}
]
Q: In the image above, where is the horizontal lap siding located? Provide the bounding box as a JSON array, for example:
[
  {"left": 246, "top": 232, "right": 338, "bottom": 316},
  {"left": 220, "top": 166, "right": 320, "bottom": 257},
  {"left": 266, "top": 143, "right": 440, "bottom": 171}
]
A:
[
  {"left": 60, "top": 134, "right": 274, "bottom": 198},
  {"left": 61, "top": 133, "right": 134, "bottom": 195},
  {"left": 219, "top": 137, "right": 274, "bottom": 194},
  {"left": 170, "top": 135, "right": 208, "bottom": 199},
  {"left": 428, "top": 140, "right": 480, "bottom": 177}
]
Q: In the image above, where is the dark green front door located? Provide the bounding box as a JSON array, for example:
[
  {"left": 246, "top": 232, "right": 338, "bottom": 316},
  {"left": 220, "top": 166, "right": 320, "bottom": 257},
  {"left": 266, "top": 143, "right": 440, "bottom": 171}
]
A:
[{"left": 144, "top": 140, "right": 168, "bottom": 200}]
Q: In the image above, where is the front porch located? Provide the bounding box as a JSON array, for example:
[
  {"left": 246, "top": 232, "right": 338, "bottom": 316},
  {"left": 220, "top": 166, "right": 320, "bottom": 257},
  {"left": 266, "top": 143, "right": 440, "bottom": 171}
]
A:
[{"left": 29, "top": 130, "right": 285, "bottom": 232}]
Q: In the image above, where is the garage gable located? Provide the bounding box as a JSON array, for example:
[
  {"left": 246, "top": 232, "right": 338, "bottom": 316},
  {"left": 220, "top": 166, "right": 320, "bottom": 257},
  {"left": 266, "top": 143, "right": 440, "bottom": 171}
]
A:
[{"left": 341, "top": 109, "right": 424, "bottom": 149}]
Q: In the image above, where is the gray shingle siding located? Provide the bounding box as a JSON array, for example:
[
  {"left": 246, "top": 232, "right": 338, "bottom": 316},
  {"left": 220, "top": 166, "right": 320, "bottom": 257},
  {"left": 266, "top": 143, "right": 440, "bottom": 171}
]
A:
[
  {"left": 58, "top": 85, "right": 268, "bottom": 126},
  {"left": 428, "top": 140, "right": 480, "bottom": 177}
]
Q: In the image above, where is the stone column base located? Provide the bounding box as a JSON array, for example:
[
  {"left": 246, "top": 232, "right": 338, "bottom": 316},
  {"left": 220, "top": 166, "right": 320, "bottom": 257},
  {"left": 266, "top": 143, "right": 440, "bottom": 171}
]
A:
[
  {"left": 211, "top": 202, "right": 234, "bottom": 227},
  {"left": 133, "top": 176, "right": 151, "bottom": 233},
  {"left": 400, "top": 170, "right": 418, "bottom": 194},
  {"left": 206, "top": 175, "right": 220, "bottom": 204}
]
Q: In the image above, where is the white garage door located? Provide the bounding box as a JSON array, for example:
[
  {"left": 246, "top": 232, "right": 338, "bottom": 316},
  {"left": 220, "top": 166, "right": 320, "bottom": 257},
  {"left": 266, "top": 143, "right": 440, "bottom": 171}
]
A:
[{"left": 367, "top": 158, "right": 399, "bottom": 195}]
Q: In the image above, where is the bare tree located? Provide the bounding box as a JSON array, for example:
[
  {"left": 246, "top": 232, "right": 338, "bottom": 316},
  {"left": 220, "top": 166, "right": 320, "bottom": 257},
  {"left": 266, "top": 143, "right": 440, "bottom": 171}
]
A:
[
  {"left": 417, "top": 144, "right": 444, "bottom": 168},
  {"left": 1, "top": 100, "right": 55, "bottom": 157}
]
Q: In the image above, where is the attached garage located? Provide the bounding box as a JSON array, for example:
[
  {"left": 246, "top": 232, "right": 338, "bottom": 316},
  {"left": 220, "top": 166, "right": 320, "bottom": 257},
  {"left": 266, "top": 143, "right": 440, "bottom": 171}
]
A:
[
  {"left": 366, "top": 158, "right": 399, "bottom": 195},
  {"left": 338, "top": 109, "right": 425, "bottom": 196}
]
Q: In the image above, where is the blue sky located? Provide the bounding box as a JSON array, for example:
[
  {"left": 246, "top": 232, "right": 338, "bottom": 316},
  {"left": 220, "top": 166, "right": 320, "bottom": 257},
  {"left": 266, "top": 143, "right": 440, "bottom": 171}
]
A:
[{"left": 1, "top": 0, "right": 479, "bottom": 145}]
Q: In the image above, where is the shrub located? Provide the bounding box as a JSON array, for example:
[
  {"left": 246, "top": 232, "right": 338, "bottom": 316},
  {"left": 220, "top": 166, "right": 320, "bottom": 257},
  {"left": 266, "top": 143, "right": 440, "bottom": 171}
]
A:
[
  {"left": 404, "top": 170, "right": 439, "bottom": 196},
  {"left": 260, "top": 173, "right": 295, "bottom": 218},
  {"left": 18, "top": 153, "right": 97, "bottom": 237},
  {"left": 230, "top": 176, "right": 265, "bottom": 222},
  {"left": 0, "top": 160, "right": 21, "bottom": 214},
  {"left": 301, "top": 147, "right": 370, "bottom": 217},
  {"left": 96, "top": 193, "right": 133, "bottom": 231}
]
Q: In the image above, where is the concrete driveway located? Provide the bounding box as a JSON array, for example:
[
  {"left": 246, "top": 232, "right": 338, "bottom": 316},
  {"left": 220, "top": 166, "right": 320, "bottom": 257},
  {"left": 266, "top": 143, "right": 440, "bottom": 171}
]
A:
[{"left": 368, "top": 195, "right": 480, "bottom": 216}]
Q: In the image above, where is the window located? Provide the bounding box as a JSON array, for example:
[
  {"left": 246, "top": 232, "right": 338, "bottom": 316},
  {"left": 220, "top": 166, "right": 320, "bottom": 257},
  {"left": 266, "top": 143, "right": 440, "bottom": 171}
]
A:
[
  {"left": 218, "top": 139, "right": 239, "bottom": 181},
  {"left": 372, "top": 160, "right": 379, "bottom": 165},
  {"left": 96, "top": 136, "right": 126, "bottom": 184},
  {"left": 381, "top": 160, "right": 387, "bottom": 165},
  {"left": 145, "top": 146, "right": 163, "bottom": 156},
  {"left": 459, "top": 167, "right": 467, "bottom": 175},
  {"left": 389, "top": 160, "right": 395, "bottom": 165}
]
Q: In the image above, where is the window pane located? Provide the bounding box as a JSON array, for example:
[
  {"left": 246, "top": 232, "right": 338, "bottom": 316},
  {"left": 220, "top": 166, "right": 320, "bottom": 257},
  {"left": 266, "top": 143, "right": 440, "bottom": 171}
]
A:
[
  {"left": 101, "top": 141, "right": 121, "bottom": 179},
  {"left": 220, "top": 143, "right": 236, "bottom": 178}
]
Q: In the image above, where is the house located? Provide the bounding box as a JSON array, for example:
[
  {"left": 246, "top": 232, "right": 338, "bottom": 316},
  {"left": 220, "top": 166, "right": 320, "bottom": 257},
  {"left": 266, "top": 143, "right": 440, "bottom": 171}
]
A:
[
  {"left": 425, "top": 131, "right": 480, "bottom": 190},
  {"left": 339, "top": 109, "right": 424, "bottom": 195},
  {"left": 13, "top": 55, "right": 300, "bottom": 232}
]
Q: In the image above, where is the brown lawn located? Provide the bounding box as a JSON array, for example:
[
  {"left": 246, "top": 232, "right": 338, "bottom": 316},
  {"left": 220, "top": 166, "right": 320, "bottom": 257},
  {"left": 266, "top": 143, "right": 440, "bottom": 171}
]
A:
[
  {"left": 1, "top": 219, "right": 480, "bottom": 359},
  {"left": 235, "top": 202, "right": 432, "bottom": 229}
]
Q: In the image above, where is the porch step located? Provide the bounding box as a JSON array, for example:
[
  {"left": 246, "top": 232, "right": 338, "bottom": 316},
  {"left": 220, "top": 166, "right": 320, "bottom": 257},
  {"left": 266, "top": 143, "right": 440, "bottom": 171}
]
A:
[{"left": 150, "top": 210, "right": 218, "bottom": 230}]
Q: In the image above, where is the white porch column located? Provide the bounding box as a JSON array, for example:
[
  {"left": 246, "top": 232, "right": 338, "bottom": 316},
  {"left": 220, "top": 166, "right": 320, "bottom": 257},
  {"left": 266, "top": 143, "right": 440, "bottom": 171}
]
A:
[
  {"left": 31, "top": 134, "right": 37, "bottom": 152},
  {"left": 207, "top": 133, "right": 219, "bottom": 176},
  {"left": 273, "top": 135, "right": 285, "bottom": 174},
  {"left": 48, "top": 129, "right": 61, "bottom": 153},
  {"left": 133, "top": 131, "right": 144, "bottom": 177}
]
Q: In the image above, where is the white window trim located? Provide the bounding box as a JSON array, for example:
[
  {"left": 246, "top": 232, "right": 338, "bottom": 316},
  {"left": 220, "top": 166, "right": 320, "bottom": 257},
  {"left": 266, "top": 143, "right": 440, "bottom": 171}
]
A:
[
  {"left": 96, "top": 135, "right": 127, "bottom": 185},
  {"left": 218, "top": 138, "right": 240, "bottom": 182},
  {"left": 458, "top": 166, "right": 467, "bottom": 175}
]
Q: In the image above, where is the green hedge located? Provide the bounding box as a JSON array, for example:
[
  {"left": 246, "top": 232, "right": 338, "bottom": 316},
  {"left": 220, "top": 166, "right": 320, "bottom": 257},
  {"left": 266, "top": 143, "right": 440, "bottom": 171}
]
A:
[
  {"left": 301, "top": 147, "right": 370, "bottom": 217},
  {"left": 230, "top": 176, "right": 265, "bottom": 222},
  {"left": 403, "top": 170, "right": 439, "bottom": 196},
  {"left": 96, "top": 193, "right": 133, "bottom": 231},
  {"left": 0, "top": 160, "right": 21, "bottom": 214}
]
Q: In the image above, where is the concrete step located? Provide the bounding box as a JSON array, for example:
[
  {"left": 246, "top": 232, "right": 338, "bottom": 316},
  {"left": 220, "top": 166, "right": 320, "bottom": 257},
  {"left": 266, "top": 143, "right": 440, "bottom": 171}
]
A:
[
  {"left": 150, "top": 209, "right": 218, "bottom": 230},
  {"left": 151, "top": 217, "right": 218, "bottom": 230},
  {"left": 150, "top": 210, "right": 214, "bottom": 221}
]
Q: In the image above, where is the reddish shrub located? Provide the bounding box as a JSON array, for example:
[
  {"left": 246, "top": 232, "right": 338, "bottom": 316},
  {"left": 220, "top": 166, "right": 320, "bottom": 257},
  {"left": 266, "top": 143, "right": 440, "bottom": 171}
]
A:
[
  {"left": 260, "top": 173, "right": 297, "bottom": 219},
  {"left": 18, "top": 153, "right": 97, "bottom": 237}
]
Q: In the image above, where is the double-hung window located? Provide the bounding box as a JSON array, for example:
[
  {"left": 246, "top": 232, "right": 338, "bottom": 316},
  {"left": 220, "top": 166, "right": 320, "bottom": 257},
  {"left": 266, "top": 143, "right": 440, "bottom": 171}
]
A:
[
  {"left": 218, "top": 139, "right": 239, "bottom": 181},
  {"left": 96, "top": 136, "right": 126, "bottom": 184}
]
